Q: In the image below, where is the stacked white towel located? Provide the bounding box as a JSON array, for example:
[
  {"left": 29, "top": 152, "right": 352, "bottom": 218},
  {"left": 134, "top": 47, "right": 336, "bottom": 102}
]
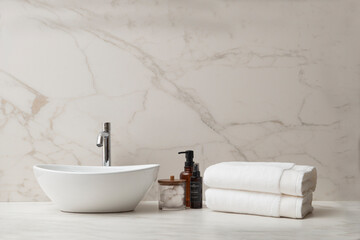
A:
[{"left": 204, "top": 162, "right": 317, "bottom": 219}]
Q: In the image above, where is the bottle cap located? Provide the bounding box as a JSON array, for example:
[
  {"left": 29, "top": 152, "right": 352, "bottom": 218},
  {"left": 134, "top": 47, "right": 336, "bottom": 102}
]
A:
[{"left": 192, "top": 163, "right": 200, "bottom": 177}]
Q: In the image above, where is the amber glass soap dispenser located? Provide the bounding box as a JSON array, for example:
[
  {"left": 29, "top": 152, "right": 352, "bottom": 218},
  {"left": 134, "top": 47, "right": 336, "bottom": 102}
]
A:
[{"left": 179, "top": 150, "right": 194, "bottom": 207}]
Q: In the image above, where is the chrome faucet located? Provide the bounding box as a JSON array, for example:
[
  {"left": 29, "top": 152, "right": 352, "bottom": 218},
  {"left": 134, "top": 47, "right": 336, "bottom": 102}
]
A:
[{"left": 97, "top": 122, "right": 111, "bottom": 166}]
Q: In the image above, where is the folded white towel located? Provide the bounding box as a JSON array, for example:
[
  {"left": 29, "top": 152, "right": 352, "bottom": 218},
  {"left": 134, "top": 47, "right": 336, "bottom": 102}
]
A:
[
  {"left": 280, "top": 165, "right": 317, "bottom": 196},
  {"left": 206, "top": 188, "right": 313, "bottom": 219},
  {"left": 204, "top": 162, "right": 317, "bottom": 196}
]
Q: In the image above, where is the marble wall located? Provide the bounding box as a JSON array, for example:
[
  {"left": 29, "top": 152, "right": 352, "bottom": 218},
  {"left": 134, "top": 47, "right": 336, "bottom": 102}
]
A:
[{"left": 0, "top": 0, "right": 359, "bottom": 201}]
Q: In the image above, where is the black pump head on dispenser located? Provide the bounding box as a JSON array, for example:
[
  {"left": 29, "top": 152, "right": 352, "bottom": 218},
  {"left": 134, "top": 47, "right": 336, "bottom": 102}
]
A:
[{"left": 178, "top": 150, "right": 194, "bottom": 167}]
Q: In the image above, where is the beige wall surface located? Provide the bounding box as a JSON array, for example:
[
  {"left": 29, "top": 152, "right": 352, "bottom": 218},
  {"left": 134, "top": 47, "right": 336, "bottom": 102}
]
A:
[{"left": 0, "top": 0, "right": 359, "bottom": 201}]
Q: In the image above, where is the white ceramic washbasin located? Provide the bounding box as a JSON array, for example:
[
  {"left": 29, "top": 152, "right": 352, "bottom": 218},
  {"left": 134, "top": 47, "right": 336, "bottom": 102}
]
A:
[{"left": 33, "top": 164, "right": 159, "bottom": 213}]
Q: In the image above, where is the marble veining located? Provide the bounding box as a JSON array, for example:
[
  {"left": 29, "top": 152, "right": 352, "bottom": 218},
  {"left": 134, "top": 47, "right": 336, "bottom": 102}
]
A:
[
  {"left": 0, "top": 201, "right": 359, "bottom": 239},
  {"left": 0, "top": 0, "right": 359, "bottom": 201}
]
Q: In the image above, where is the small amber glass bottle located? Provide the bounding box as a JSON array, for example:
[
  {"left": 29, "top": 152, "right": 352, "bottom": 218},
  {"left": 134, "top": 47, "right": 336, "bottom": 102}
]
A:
[{"left": 190, "top": 163, "right": 202, "bottom": 209}]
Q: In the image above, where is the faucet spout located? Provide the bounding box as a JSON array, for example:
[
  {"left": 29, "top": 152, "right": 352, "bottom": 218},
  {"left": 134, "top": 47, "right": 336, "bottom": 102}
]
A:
[
  {"left": 97, "top": 131, "right": 109, "bottom": 147},
  {"left": 96, "top": 134, "right": 103, "bottom": 147},
  {"left": 97, "top": 122, "right": 111, "bottom": 166}
]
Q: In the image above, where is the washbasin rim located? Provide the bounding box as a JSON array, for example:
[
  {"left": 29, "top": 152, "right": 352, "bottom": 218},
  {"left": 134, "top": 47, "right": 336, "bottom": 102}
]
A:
[{"left": 33, "top": 164, "right": 160, "bottom": 175}]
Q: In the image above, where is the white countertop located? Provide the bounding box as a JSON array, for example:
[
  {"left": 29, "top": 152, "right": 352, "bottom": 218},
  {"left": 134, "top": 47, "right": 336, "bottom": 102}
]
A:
[{"left": 0, "top": 201, "right": 359, "bottom": 240}]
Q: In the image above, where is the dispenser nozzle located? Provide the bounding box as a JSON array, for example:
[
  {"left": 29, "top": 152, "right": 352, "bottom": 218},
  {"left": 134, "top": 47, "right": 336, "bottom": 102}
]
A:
[{"left": 178, "top": 150, "right": 194, "bottom": 167}]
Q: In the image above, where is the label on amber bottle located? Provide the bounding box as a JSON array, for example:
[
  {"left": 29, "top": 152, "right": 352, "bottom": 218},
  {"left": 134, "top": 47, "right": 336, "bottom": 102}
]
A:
[{"left": 190, "top": 181, "right": 202, "bottom": 202}]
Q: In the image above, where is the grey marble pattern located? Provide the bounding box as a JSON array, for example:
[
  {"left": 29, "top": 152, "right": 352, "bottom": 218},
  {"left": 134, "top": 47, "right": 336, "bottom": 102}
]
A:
[
  {"left": 0, "top": 0, "right": 359, "bottom": 201},
  {"left": 0, "top": 201, "right": 359, "bottom": 239}
]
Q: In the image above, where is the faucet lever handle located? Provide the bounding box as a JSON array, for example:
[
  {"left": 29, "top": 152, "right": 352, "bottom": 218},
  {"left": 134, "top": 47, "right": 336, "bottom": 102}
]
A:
[{"left": 103, "top": 122, "right": 110, "bottom": 132}]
